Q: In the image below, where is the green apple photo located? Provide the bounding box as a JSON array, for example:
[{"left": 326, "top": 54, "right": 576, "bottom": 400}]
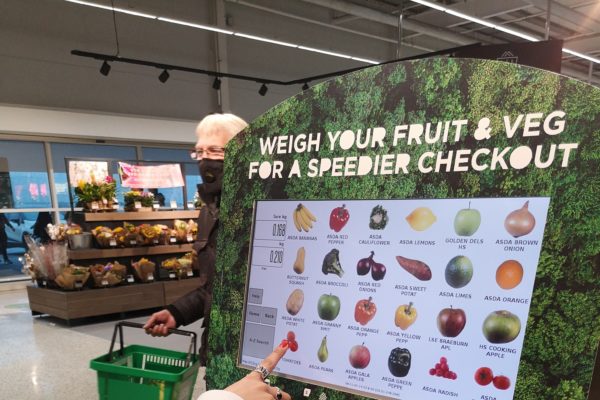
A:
[{"left": 454, "top": 202, "right": 481, "bottom": 236}]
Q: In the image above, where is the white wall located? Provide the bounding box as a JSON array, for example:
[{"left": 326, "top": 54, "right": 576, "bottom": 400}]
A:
[{"left": 0, "top": 104, "right": 197, "bottom": 144}]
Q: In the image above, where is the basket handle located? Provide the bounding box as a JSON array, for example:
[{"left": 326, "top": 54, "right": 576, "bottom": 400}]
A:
[{"left": 108, "top": 321, "right": 197, "bottom": 367}]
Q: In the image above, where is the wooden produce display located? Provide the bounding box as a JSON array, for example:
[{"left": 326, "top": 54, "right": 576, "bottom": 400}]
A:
[{"left": 27, "top": 210, "right": 202, "bottom": 323}]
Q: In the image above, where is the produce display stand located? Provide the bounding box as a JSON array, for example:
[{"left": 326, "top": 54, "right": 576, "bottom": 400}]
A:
[{"left": 27, "top": 210, "right": 201, "bottom": 324}]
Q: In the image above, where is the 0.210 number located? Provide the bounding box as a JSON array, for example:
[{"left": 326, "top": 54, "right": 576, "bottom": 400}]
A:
[{"left": 269, "top": 250, "right": 283, "bottom": 264}]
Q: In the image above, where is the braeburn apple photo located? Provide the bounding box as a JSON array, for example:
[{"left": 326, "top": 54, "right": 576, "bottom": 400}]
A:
[{"left": 437, "top": 306, "right": 466, "bottom": 337}]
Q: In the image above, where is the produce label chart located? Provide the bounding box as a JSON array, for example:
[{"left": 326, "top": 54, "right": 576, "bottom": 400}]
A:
[{"left": 240, "top": 197, "right": 550, "bottom": 400}]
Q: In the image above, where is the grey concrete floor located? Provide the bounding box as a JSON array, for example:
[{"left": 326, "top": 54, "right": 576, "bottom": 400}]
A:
[{"left": 0, "top": 288, "right": 206, "bottom": 399}]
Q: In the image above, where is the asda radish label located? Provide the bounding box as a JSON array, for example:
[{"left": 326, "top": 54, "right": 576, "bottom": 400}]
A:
[
  {"left": 207, "top": 59, "right": 600, "bottom": 400},
  {"left": 239, "top": 197, "right": 549, "bottom": 399}
]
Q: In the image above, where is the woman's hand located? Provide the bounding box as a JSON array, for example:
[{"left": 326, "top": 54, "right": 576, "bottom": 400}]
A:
[{"left": 225, "top": 343, "right": 291, "bottom": 400}]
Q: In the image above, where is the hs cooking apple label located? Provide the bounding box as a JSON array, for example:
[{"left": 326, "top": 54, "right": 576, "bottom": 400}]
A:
[{"left": 240, "top": 198, "right": 550, "bottom": 400}]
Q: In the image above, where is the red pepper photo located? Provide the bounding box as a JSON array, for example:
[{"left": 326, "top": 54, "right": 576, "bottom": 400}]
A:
[{"left": 329, "top": 204, "right": 350, "bottom": 232}]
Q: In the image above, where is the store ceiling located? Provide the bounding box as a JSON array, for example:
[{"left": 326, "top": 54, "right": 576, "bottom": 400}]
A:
[
  {"left": 62, "top": 0, "right": 600, "bottom": 83},
  {"left": 1, "top": 0, "right": 599, "bottom": 121}
]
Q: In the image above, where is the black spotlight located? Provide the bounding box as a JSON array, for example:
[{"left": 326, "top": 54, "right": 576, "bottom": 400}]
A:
[
  {"left": 258, "top": 83, "right": 268, "bottom": 96},
  {"left": 212, "top": 77, "right": 221, "bottom": 90},
  {"left": 158, "top": 69, "right": 170, "bottom": 83},
  {"left": 302, "top": 82, "right": 309, "bottom": 91},
  {"left": 99, "top": 61, "right": 111, "bottom": 76}
]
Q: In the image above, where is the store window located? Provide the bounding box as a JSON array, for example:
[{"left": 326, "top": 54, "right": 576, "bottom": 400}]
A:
[
  {"left": 0, "top": 140, "right": 51, "bottom": 209},
  {"left": 141, "top": 147, "right": 201, "bottom": 204},
  {"left": 51, "top": 143, "right": 136, "bottom": 208}
]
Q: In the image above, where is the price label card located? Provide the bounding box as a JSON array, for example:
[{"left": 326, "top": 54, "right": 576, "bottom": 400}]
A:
[
  {"left": 41, "top": 280, "right": 47, "bottom": 287},
  {"left": 127, "top": 275, "right": 135, "bottom": 283},
  {"left": 75, "top": 281, "right": 83, "bottom": 289},
  {"left": 187, "top": 270, "right": 194, "bottom": 277},
  {"left": 153, "top": 202, "right": 160, "bottom": 209},
  {"left": 91, "top": 202, "right": 99, "bottom": 210},
  {"left": 169, "top": 273, "right": 176, "bottom": 279},
  {"left": 101, "top": 279, "right": 109, "bottom": 286},
  {"left": 187, "top": 202, "right": 194, "bottom": 209},
  {"left": 170, "top": 200, "right": 178, "bottom": 209},
  {"left": 102, "top": 198, "right": 108, "bottom": 205},
  {"left": 170, "top": 237, "right": 177, "bottom": 244},
  {"left": 134, "top": 201, "right": 142, "bottom": 209},
  {"left": 109, "top": 239, "right": 117, "bottom": 247},
  {"left": 112, "top": 204, "right": 119, "bottom": 210},
  {"left": 147, "top": 274, "right": 154, "bottom": 282},
  {"left": 130, "top": 240, "right": 137, "bottom": 246},
  {"left": 186, "top": 234, "right": 194, "bottom": 242},
  {"left": 153, "top": 239, "right": 159, "bottom": 245}
]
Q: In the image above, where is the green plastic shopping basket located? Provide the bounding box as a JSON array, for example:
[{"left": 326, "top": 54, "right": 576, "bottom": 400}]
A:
[{"left": 90, "top": 321, "right": 199, "bottom": 400}]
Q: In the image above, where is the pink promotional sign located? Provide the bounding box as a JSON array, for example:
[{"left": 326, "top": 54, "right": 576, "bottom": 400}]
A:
[{"left": 118, "top": 162, "right": 184, "bottom": 188}]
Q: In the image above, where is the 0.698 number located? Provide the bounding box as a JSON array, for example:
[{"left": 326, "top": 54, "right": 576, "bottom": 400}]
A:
[{"left": 272, "top": 223, "right": 286, "bottom": 237}]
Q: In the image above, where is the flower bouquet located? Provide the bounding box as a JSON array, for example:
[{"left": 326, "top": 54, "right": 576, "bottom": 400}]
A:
[
  {"left": 24, "top": 236, "right": 69, "bottom": 288},
  {"left": 172, "top": 219, "right": 198, "bottom": 243},
  {"left": 74, "top": 175, "right": 117, "bottom": 212},
  {"left": 123, "top": 190, "right": 154, "bottom": 212},
  {"left": 55, "top": 264, "right": 90, "bottom": 290},
  {"left": 161, "top": 252, "right": 194, "bottom": 279},
  {"left": 131, "top": 258, "right": 156, "bottom": 282},
  {"left": 91, "top": 226, "right": 116, "bottom": 248},
  {"left": 90, "top": 261, "right": 127, "bottom": 287}
]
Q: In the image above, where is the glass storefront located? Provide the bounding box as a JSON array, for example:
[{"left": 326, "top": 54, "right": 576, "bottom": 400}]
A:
[{"left": 0, "top": 138, "right": 192, "bottom": 282}]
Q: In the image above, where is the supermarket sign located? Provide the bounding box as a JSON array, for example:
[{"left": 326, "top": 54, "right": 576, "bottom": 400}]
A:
[{"left": 118, "top": 162, "right": 184, "bottom": 188}]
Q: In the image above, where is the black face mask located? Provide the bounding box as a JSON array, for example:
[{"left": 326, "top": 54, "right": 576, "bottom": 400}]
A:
[{"left": 198, "top": 159, "right": 224, "bottom": 198}]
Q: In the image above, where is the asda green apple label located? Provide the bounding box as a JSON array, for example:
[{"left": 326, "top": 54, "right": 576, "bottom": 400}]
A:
[{"left": 239, "top": 197, "right": 549, "bottom": 399}]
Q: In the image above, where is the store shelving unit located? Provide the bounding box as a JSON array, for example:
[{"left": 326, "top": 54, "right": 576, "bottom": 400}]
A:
[{"left": 27, "top": 210, "right": 201, "bottom": 323}]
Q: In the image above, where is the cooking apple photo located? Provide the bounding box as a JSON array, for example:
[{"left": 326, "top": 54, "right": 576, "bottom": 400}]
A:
[
  {"left": 453, "top": 202, "right": 481, "bottom": 236},
  {"left": 437, "top": 306, "right": 466, "bottom": 337},
  {"left": 317, "top": 293, "right": 341, "bottom": 321},
  {"left": 349, "top": 343, "right": 371, "bottom": 369},
  {"left": 482, "top": 310, "right": 521, "bottom": 344}
]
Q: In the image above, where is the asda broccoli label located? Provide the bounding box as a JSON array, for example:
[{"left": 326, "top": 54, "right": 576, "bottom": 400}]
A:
[
  {"left": 239, "top": 197, "right": 549, "bottom": 399},
  {"left": 208, "top": 58, "right": 600, "bottom": 400}
]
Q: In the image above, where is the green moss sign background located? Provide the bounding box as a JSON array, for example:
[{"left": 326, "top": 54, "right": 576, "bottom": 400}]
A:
[{"left": 206, "top": 58, "right": 600, "bottom": 399}]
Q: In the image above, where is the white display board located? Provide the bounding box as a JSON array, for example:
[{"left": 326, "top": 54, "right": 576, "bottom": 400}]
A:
[{"left": 240, "top": 197, "right": 550, "bottom": 400}]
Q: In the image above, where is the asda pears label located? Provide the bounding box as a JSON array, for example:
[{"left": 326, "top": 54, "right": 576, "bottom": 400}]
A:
[{"left": 239, "top": 198, "right": 549, "bottom": 400}]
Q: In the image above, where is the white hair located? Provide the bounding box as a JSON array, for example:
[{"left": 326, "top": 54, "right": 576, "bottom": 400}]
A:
[{"left": 195, "top": 113, "right": 248, "bottom": 142}]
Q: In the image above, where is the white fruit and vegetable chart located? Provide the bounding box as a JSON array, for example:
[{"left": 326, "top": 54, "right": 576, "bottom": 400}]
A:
[
  {"left": 240, "top": 197, "right": 550, "bottom": 399},
  {"left": 207, "top": 59, "right": 600, "bottom": 400}
]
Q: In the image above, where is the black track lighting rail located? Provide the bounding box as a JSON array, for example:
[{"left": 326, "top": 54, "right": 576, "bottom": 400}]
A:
[{"left": 72, "top": 43, "right": 480, "bottom": 90}]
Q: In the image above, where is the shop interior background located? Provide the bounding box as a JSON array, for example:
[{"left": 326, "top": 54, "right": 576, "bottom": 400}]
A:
[{"left": 1, "top": 0, "right": 599, "bottom": 281}]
